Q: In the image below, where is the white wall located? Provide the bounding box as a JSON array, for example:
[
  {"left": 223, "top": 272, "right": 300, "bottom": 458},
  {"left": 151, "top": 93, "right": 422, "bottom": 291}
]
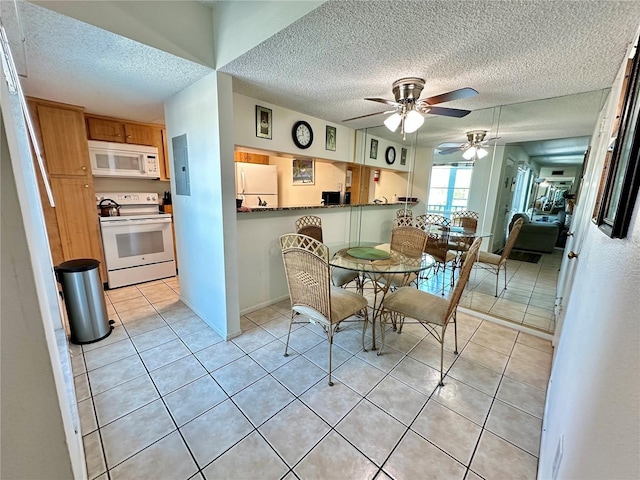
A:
[
  {"left": 538, "top": 44, "right": 640, "bottom": 479},
  {"left": 164, "top": 72, "right": 241, "bottom": 339},
  {"left": 233, "top": 93, "right": 355, "bottom": 163},
  {"left": 1, "top": 83, "right": 83, "bottom": 478}
]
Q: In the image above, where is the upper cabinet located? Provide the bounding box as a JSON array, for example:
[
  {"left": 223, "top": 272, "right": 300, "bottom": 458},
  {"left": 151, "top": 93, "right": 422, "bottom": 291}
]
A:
[
  {"left": 36, "top": 103, "right": 92, "bottom": 176},
  {"left": 85, "top": 114, "right": 170, "bottom": 180},
  {"left": 234, "top": 151, "right": 270, "bottom": 164}
]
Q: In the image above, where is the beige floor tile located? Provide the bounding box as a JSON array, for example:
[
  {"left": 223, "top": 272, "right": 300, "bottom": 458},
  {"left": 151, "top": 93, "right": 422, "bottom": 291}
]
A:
[
  {"left": 378, "top": 329, "right": 422, "bottom": 353},
  {"left": 303, "top": 341, "right": 353, "bottom": 374},
  {"left": 333, "top": 356, "right": 386, "bottom": 396},
  {"left": 356, "top": 345, "right": 404, "bottom": 372},
  {"left": 245, "top": 306, "right": 282, "bottom": 325},
  {"left": 250, "top": 339, "right": 300, "bottom": 372},
  {"left": 470, "top": 430, "right": 538, "bottom": 480},
  {"left": 465, "top": 470, "right": 484, "bottom": 480},
  {"left": 94, "top": 374, "right": 158, "bottom": 427},
  {"left": 333, "top": 326, "right": 371, "bottom": 354},
  {"left": 336, "top": 399, "right": 406, "bottom": 466},
  {"left": 84, "top": 430, "right": 106, "bottom": 479},
  {"left": 469, "top": 327, "right": 517, "bottom": 356},
  {"left": 202, "top": 431, "right": 288, "bottom": 480},
  {"left": 194, "top": 341, "right": 245, "bottom": 372},
  {"left": 448, "top": 357, "right": 502, "bottom": 396},
  {"left": 161, "top": 305, "right": 198, "bottom": 324},
  {"left": 109, "top": 431, "right": 197, "bottom": 480},
  {"left": 271, "top": 298, "right": 293, "bottom": 316},
  {"left": 490, "top": 303, "right": 526, "bottom": 322},
  {"left": 84, "top": 339, "right": 137, "bottom": 371},
  {"left": 460, "top": 342, "right": 509, "bottom": 373},
  {"left": 366, "top": 375, "right": 427, "bottom": 426},
  {"left": 522, "top": 313, "right": 551, "bottom": 331},
  {"left": 180, "top": 328, "right": 224, "bottom": 353},
  {"left": 485, "top": 400, "right": 542, "bottom": 456},
  {"left": 260, "top": 315, "right": 304, "bottom": 338},
  {"left": 300, "top": 381, "right": 361, "bottom": 426},
  {"left": 101, "top": 400, "right": 175, "bottom": 469},
  {"left": 284, "top": 326, "right": 325, "bottom": 354},
  {"left": 130, "top": 325, "right": 178, "bottom": 353},
  {"left": 411, "top": 400, "right": 482, "bottom": 465},
  {"left": 164, "top": 375, "right": 227, "bottom": 426},
  {"left": 87, "top": 355, "right": 146, "bottom": 395},
  {"left": 232, "top": 325, "right": 278, "bottom": 353},
  {"left": 517, "top": 331, "right": 553, "bottom": 353},
  {"left": 119, "top": 305, "right": 159, "bottom": 323},
  {"left": 180, "top": 399, "right": 253, "bottom": 469},
  {"left": 78, "top": 397, "right": 97, "bottom": 434},
  {"left": 504, "top": 357, "right": 550, "bottom": 391},
  {"left": 497, "top": 376, "right": 547, "bottom": 419},
  {"left": 140, "top": 339, "right": 191, "bottom": 372},
  {"left": 140, "top": 288, "right": 177, "bottom": 305},
  {"left": 431, "top": 377, "right": 493, "bottom": 426},
  {"left": 149, "top": 355, "right": 207, "bottom": 395},
  {"left": 294, "top": 431, "right": 378, "bottom": 480},
  {"left": 212, "top": 355, "right": 267, "bottom": 396},
  {"left": 261, "top": 400, "right": 331, "bottom": 467},
  {"left": 122, "top": 314, "right": 167, "bottom": 337},
  {"left": 82, "top": 325, "right": 130, "bottom": 353},
  {"left": 526, "top": 304, "right": 555, "bottom": 320},
  {"left": 107, "top": 286, "right": 143, "bottom": 303},
  {"left": 408, "top": 340, "right": 458, "bottom": 372},
  {"left": 152, "top": 297, "right": 185, "bottom": 313},
  {"left": 384, "top": 430, "right": 466, "bottom": 479},
  {"left": 170, "top": 316, "right": 210, "bottom": 338},
  {"left": 271, "top": 355, "right": 327, "bottom": 396},
  {"left": 511, "top": 342, "right": 553, "bottom": 370},
  {"left": 390, "top": 356, "right": 441, "bottom": 396},
  {"left": 112, "top": 296, "right": 151, "bottom": 314},
  {"left": 233, "top": 375, "right": 295, "bottom": 427},
  {"left": 240, "top": 315, "right": 259, "bottom": 331},
  {"left": 75, "top": 373, "right": 90, "bottom": 402}
]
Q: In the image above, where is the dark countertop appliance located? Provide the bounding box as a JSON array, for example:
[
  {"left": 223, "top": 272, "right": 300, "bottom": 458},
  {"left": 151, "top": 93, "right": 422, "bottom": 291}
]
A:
[{"left": 322, "top": 191, "right": 341, "bottom": 205}]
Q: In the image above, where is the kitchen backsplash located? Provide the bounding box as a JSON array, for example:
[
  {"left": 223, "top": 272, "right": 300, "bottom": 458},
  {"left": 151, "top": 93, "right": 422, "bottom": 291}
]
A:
[{"left": 93, "top": 178, "right": 170, "bottom": 202}]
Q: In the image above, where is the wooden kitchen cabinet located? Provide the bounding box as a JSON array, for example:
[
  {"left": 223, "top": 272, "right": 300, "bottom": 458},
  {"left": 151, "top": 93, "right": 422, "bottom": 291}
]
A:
[
  {"left": 234, "top": 151, "right": 270, "bottom": 164},
  {"left": 86, "top": 114, "right": 170, "bottom": 180},
  {"left": 27, "top": 97, "right": 107, "bottom": 282},
  {"left": 348, "top": 165, "right": 371, "bottom": 204}
]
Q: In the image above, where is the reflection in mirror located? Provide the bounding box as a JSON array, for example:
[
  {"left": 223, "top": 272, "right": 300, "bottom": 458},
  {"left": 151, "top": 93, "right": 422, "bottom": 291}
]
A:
[{"left": 409, "top": 91, "right": 607, "bottom": 334}]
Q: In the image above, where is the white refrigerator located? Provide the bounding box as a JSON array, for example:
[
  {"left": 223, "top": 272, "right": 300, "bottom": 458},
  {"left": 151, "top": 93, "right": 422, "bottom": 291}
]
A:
[{"left": 235, "top": 162, "right": 279, "bottom": 208}]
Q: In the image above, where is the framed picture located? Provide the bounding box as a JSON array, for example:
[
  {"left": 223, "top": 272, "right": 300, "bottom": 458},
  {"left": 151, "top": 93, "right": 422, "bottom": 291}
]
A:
[
  {"left": 325, "top": 125, "right": 336, "bottom": 151},
  {"left": 256, "top": 105, "right": 272, "bottom": 139},
  {"left": 400, "top": 148, "right": 407, "bottom": 165},
  {"left": 370, "top": 139, "right": 378, "bottom": 159},
  {"left": 595, "top": 50, "right": 640, "bottom": 238},
  {"left": 292, "top": 159, "right": 314, "bottom": 185}
]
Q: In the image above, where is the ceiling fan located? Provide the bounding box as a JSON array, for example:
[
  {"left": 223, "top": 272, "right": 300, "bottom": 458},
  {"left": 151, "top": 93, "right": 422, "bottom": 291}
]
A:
[
  {"left": 343, "top": 77, "right": 478, "bottom": 138},
  {"left": 437, "top": 130, "right": 500, "bottom": 160}
]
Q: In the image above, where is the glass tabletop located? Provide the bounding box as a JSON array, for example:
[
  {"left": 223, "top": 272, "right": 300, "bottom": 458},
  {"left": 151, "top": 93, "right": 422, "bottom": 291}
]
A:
[
  {"left": 328, "top": 242, "right": 436, "bottom": 274},
  {"left": 422, "top": 225, "right": 493, "bottom": 239}
]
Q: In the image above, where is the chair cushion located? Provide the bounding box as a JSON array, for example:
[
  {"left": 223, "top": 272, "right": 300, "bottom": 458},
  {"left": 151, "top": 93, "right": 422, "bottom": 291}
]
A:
[
  {"left": 477, "top": 250, "right": 505, "bottom": 266},
  {"left": 331, "top": 267, "right": 359, "bottom": 287},
  {"left": 293, "top": 285, "right": 367, "bottom": 325},
  {"left": 383, "top": 287, "right": 449, "bottom": 326},
  {"left": 376, "top": 272, "right": 418, "bottom": 288}
]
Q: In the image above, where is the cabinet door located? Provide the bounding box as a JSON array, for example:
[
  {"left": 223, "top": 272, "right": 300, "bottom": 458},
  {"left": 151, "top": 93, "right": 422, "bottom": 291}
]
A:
[
  {"left": 37, "top": 104, "right": 92, "bottom": 176},
  {"left": 50, "top": 177, "right": 106, "bottom": 278},
  {"left": 124, "top": 123, "right": 154, "bottom": 146},
  {"left": 234, "top": 152, "right": 269, "bottom": 164},
  {"left": 150, "top": 127, "right": 170, "bottom": 180},
  {"left": 86, "top": 117, "right": 126, "bottom": 143}
]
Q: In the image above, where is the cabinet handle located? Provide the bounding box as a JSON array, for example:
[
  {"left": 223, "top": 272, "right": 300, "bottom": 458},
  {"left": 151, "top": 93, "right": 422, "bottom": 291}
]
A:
[
  {"left": 566, "top": 231, "right": 574, "bottom": 237},
  {"left": 84, "top": 184, "right": 89, "bottom": 188},
  {"left": 81, "top": 166, "right": 87, "bottom": 171},
  {"left": 126, "top": 135, "right": 132, "bottom": 138},
  {"left": 567, "top": 251, "right": 578, "bottom": 259}
]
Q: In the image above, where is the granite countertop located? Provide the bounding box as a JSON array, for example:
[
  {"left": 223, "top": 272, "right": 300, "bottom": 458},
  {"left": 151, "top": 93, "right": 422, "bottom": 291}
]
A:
[{"left": 237, "top": 201, "right": 418, "bottom": 213}]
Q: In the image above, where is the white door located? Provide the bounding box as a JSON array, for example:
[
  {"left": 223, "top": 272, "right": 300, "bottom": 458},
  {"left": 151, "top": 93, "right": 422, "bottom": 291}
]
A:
[{"left": 492, "top": 157, "right": 516, "bottom": 251}]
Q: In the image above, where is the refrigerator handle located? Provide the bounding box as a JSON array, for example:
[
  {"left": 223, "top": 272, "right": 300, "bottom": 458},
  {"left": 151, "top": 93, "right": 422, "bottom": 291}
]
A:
[{"left": 241, "top": 170, "right": 246, "bottom": 194}]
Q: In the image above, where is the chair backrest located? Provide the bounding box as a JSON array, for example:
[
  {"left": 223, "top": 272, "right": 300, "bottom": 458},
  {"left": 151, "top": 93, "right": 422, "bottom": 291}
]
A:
[
  {"left": 396, "top": 208, "right": 413, "bottom": 219},
  {"left": 390, "top": 226, "right": 427, "bottom": 258},
  {"left": 500, "top": 217, "right": 525, "bottom": 262},
  {"left": 280, "top": 233, "right": 331, "bottom": 320},
  {"left": 446, "top": 237, "right": 482, "bottom": 320},
  {"left": 451, "top": 211, "right": 479, "bottom": 232},
  {"left": 295, "top": 215, "right": 323, "bottom": 242},
  {"left": 423, "top": 227, "right": 451, "bottom": 264},
  {"left": 393, "top": 216, "right": 414, "bottom": 227},
  {"left": 415, "top": 214, "right": 450, "bottom": 229}
]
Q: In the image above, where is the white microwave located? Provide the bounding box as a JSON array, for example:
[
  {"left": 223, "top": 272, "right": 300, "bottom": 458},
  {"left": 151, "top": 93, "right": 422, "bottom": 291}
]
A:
[{"left": 88, "top": 140, "right": 160, "bottom": 179}]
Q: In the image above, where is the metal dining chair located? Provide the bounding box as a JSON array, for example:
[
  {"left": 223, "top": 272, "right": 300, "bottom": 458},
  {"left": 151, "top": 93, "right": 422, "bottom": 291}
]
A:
[
  {"left": 379, "top": 237, "right": 482, "bottom": 386},
  {"left": 280, "top": 234, "right": 369, "bottom": 386},
  {"left": 295, "top": 215, "right": 360, "bottom": 290}
]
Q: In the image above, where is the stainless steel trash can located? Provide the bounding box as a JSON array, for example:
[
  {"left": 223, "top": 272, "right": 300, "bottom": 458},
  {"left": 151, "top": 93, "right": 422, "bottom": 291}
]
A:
[{"left": 55, "top": 259, "right": 114, "bottom": 344}]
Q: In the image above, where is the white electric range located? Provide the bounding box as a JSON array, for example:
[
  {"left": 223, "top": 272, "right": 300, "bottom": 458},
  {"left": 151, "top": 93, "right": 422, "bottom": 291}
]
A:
[{"left": 96, "top": 192, "right": 175, "bottom": 289}]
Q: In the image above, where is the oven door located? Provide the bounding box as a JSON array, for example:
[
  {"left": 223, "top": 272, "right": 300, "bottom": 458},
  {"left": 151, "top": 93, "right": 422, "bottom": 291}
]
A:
[{"left": 100, "top": 217, "right": 174, "bottom": 270}]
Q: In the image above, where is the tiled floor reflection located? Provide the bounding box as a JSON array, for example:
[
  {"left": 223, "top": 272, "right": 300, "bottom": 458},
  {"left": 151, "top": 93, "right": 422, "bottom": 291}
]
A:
[
  {"left": 418, "top": 249, "right": 562, "bottom": 333},
  {"left": 71, "top": 277, "right": 552, "bottom": 479}
]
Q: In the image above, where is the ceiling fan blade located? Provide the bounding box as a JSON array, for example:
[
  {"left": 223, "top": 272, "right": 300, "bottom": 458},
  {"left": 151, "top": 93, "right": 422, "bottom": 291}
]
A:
[
  {"left": 438, "top": 147, "right": 464, "bottom": 155},
  {"left": 481, "top": 136, "right": 501, "bottom": 144},
  {"left": 422, "top": 87, "right": 479, "bottom": 106},
  {"left": 342, "top": 110, "right": 394, "bottom": 122},
  {"left": 423, "top": 106, "right": 472, "bottom": 118},
  {"left": 365, "top": 97, "right": 400, "bottom": 107},
  {"left": 436, "top": 142, "right": 463, "bottom": 149}
]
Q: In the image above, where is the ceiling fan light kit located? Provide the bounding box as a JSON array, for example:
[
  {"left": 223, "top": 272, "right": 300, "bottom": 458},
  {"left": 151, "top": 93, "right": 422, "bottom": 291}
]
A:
[{"left": 438, "top": 129, "right": 499, "bottom": 162}]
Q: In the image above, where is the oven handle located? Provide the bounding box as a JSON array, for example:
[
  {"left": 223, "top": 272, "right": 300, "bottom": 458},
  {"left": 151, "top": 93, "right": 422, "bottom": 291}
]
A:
[{"left": 101, "top": 218, "right": 173, "bottom": 227}]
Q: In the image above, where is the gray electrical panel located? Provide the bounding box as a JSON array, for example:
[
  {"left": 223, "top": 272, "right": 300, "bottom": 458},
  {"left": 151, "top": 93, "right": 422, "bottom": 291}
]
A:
[{"left": 172, "top": 134, "right": 190, "bottom": 196}]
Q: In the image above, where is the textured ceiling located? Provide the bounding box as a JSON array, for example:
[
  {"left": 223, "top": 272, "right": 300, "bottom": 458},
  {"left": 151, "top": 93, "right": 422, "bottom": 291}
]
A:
[{"left": 2, "top": 0, "right": 640, "bottom": 161}]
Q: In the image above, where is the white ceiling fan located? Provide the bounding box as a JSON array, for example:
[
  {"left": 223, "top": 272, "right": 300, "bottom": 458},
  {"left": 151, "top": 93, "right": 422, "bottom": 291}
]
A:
[{"left": 437, "top": 130, "right": 500, "bottom": 160}]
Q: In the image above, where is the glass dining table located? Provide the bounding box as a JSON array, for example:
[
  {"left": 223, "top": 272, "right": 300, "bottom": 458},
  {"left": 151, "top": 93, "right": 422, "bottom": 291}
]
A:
[{"left": 328, "top": 242, "right": 436, "bottom": 349}]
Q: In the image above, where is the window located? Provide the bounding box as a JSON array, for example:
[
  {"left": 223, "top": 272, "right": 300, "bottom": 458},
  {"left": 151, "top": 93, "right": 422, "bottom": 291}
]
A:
[{"left": 427, "top": 165, "right": 473, "bottom": 215}]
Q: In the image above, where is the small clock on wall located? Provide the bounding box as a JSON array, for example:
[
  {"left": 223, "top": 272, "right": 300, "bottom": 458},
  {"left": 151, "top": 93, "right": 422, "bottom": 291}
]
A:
[
  {"left": 292, "top": 121, "right": 313, "bottom": 149},
  {"left": 385, "top": 146, "right": 396, "bottom": 165}
]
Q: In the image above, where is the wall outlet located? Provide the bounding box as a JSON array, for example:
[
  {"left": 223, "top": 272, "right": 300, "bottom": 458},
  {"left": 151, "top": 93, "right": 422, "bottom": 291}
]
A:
[{"left": 552, "top": 434, "right": 564, "bottom": 480}]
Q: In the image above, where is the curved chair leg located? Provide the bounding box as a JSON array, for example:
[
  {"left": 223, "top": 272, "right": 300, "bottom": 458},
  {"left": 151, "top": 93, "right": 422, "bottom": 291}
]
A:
[
  {"left": 494, "top": 267, "right": 499, "bottom": 297},
  {"left": 438, "top": 340, "right": 445, "bottom": 387},
  {"left": 452, "top": 311, "right": 459, "bottom": 355},
  {"left": 327, "top": 324, "right": 336, "bottom": 386},
  {"left": 284, "top": 312, "right": 295, "bottom": 357},
  {"left": 361, "top": 307, "right": 370, "bottom": 352},
  {"left": 377, "top": 311, "right": 389, "bottom": 356},
  {"left": 504, "top": 263, "right": 508, "bottom": 292}
]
